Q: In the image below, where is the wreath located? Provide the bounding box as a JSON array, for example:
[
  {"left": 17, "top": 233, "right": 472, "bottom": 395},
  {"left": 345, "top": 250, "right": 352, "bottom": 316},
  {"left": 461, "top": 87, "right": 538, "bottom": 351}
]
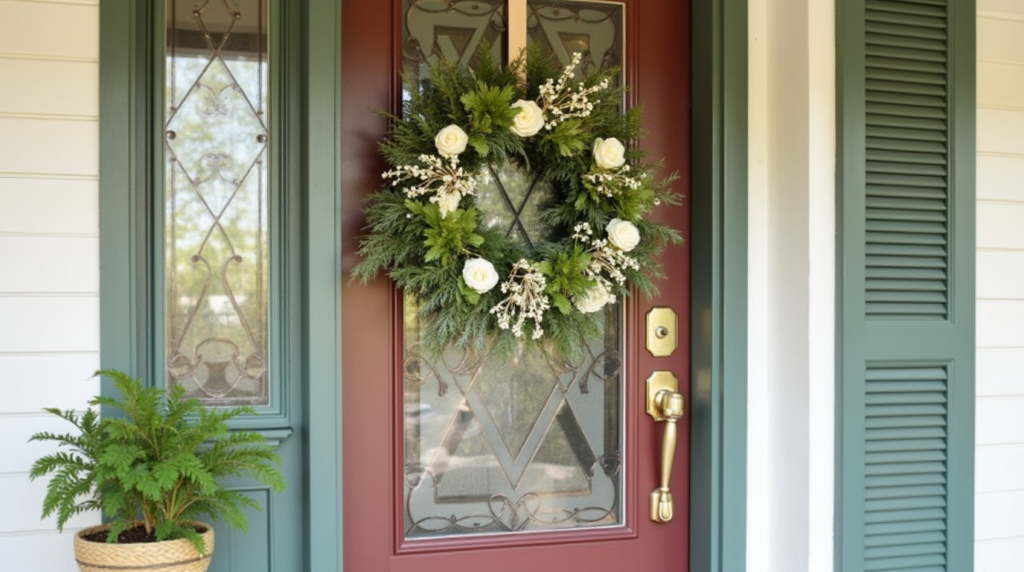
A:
[{"left": 353, "top": 48, "right": 681, "bottom": 357}]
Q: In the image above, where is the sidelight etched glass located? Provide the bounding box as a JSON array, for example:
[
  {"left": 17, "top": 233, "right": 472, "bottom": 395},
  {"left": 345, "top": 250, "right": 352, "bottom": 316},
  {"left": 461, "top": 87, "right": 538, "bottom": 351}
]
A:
[{"left": 164, "top": 0, "right": 270, "bottom": 406}]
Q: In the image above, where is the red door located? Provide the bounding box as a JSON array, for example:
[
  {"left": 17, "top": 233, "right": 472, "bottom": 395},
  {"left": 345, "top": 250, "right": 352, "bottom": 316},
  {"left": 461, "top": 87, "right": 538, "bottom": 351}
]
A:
[{"left": 341, "top": 1, "right": 690, "bottom": 570}]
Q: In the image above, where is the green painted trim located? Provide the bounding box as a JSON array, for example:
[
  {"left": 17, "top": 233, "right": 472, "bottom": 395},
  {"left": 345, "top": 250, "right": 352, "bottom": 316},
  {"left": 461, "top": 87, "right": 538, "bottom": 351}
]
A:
[
  {"left": 100, "top": 3, "right": 313, "bottom": 571},
  {"left": 147, "top": 2, "right": 289, "bottom": 423},
  {"left": 834, "top": 2, "right": 865, "bottom": 568},
  {"left": 103, "top": 0, "right": 294, "bottom": 424},
  {"left": 944, "top": 1, "right": 977, "bottom": 568},
  {"left": 303, "top": 0, "right": 344, "bottom": 570},
  {"left": 99, "top": 0, "right": 152, "bottom": 390},
  {"left": 690, "top": 1, "right": 748, "bottom": 571}
]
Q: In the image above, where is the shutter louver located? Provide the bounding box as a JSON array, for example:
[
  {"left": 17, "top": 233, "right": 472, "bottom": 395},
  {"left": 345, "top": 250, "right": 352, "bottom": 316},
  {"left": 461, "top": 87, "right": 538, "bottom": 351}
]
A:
[
  {"left": 864, "top": 0, "right": 949, "bottom": 321},
  {"left": 864, "top": 365, "right": 948, "bottom": 572},
  {"left": 840, "top": 0, "right": 973, "bottom": 570}
]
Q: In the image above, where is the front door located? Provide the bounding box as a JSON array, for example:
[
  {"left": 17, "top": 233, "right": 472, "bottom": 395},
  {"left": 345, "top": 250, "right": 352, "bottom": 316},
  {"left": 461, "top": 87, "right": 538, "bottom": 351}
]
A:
[{"left": 341, "top": 1, "right": 690, "bottom": 569}]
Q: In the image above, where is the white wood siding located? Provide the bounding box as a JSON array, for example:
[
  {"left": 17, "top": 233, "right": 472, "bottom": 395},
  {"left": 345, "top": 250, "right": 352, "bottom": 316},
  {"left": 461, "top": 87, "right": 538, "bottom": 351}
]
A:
[
  {"left": 977, "top": 3, "right": 1024, "bottom": 570},
  {"left": 0, "top": 1, "right": 100, "bottom": 570}
]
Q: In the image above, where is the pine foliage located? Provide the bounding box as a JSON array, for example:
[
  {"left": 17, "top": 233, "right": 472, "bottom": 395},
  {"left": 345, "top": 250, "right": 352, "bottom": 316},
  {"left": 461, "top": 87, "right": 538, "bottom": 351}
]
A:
[
  {"left": 354, "top": 45, "right": 683, "bottom": 358},
  {"left": 29, "top": 370, "right": 285, "bottom": 556}
]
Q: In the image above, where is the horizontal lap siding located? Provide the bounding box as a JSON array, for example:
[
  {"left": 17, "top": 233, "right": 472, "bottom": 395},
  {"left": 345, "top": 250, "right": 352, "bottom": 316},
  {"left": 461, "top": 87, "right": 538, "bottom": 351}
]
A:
[
  {"left": 976, "top": 5, "right": 1024, "bottom": 570},
  {"left": 0, "top": 1, "right": 101, "bottom": 570}
]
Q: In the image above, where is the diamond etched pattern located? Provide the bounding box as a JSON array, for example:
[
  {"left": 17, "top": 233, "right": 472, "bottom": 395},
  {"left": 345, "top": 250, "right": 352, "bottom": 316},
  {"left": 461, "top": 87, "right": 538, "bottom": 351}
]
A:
[
  {"left": 164, "top": 0, "right": 269, "bottom": 405},
  {"left": 403, "top": 338, "right": 622, "bottom": 536}
]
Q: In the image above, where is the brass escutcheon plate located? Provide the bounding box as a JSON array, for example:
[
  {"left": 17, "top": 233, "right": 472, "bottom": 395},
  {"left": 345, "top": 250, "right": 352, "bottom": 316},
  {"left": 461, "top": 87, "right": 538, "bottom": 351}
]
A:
[{"left": 646, "top": 371, "right": 680, "bottom": 421}]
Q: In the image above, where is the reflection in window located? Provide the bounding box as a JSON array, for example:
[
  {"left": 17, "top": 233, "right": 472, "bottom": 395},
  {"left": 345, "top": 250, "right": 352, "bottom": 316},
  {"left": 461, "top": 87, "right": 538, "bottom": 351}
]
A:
[{"left": 164, "top": 0, "right": 269, "bottom": 406}]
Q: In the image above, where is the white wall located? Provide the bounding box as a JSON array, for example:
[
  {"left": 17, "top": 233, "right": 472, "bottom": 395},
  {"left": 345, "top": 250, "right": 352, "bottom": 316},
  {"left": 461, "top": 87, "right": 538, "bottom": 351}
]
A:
[
  {"left": 747, "top": 1, "right": 836, "bottom": 571},
  {"left": 976, "top": 2, "right": 1024, "bottom": 570},
  {"left": 0, "top": 1, "right": 101, "bottom": 570}
]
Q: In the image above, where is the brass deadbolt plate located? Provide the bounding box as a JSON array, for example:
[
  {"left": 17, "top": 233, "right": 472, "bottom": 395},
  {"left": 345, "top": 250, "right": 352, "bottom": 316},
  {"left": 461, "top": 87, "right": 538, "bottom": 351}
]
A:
[{"left": 646, "top": 307, "right": 678, "bottom": 357}]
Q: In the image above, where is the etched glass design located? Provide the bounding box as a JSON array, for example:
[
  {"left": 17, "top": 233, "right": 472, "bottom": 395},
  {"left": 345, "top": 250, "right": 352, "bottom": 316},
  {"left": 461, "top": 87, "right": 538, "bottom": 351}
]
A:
[
  {"left": 404, "top": 318, "right": 622, "bottom": 536},
  {"left": 527, "top": 1, "right": 623, "bottom": 81},
  {"left": 164, "top": 0, "right": 269, "bottom": 405},
  {"left": 401, "top": 0, "right": 507, "bottom": 92},
  {"left": 402, "top": 1, "right": 627, "bottom": 539}
]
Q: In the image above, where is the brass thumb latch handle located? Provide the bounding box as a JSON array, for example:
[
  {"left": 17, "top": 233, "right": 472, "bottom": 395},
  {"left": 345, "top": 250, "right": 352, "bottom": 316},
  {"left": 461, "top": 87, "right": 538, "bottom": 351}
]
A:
[{"left": 646, "top": 371, "right": 684, "bottom": 523}]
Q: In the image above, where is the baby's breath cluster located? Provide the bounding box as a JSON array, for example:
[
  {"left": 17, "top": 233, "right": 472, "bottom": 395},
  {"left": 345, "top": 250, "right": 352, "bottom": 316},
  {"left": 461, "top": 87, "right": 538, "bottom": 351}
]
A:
[
  {"left": 573, "top": 223, "right": 641, "bottom": 298},
  {"left": 582, "top": 164, "right": 646, "bottom": 198},
  {"left": 353, "top": 46, "right": 681, "bottom": 357},
  {"left": 537, "top": 52, "right": 610, "bottom": 130},
  {"left": 489, "top": 260, "right": 551, "bottom": 339},
  {"left": 383, "top": 154, "right": 482, "bottom": 217}
]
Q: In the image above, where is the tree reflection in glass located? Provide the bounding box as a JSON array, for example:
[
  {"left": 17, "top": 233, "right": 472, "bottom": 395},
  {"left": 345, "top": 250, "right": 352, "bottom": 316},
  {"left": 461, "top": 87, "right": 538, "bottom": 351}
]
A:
[{"left": 164, "top": 0, "right": 269, "bottom": 405}]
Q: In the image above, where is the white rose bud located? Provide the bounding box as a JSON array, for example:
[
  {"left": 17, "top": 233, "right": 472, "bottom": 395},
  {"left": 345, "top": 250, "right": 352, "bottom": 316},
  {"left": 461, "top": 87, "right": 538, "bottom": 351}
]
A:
[
  {"left": 574, "top": 284, "right": 614, "bottom": 313},
  {"left": 462, "top": 258, "right": 500, "bottom": 294},
  {"left": 592, "top": 137, "right": 627, "bottom": 169},
  {"left": 606, "top": 218, "right": 641, "bottom": 252},
  {"left": 435, "top": 124, "right": 469, "bottom": 157},
  {"left": 510, "top": 100, "right": 544, "bottom": 137},
  {"left": 436, "top": 192, "right": 461, "bottom": 218}
]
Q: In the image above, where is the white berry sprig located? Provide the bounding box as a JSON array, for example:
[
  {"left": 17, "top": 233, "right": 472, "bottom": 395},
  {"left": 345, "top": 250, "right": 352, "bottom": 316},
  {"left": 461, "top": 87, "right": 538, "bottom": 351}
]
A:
[
  {"left": 537, "top": 52, "right": 611, "bottom": 131},
  {"left": 382, "top": 154, "right": 483, "bottom": 217},
  {"left": 489, "top": 260, "right": 551, "bottom": 339}
]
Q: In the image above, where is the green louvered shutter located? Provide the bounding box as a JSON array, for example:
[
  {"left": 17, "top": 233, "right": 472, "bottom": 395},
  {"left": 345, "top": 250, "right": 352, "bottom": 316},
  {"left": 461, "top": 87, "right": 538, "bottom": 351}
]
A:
[{"left": 838, "top": 1, "right": 975, "bottom": 571}]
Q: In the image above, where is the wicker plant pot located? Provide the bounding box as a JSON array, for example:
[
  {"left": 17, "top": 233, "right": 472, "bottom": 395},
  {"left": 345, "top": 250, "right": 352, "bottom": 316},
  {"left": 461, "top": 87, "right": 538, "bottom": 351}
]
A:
[{"left": 73, "top": 523, "right": 214, "bottom": 572}]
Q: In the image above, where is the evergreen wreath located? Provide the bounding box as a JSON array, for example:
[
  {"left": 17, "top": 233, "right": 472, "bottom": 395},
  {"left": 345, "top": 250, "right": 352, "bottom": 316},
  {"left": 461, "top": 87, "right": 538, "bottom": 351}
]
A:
[{"left": 353, "top": 47, "right": 682, "bottom": 357}]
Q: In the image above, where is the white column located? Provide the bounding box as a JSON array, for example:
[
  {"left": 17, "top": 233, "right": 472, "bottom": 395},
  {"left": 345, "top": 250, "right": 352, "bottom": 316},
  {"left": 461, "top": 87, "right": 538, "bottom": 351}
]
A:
[{"left": 748, "top": 0, "right": 835, "bottom": 570}]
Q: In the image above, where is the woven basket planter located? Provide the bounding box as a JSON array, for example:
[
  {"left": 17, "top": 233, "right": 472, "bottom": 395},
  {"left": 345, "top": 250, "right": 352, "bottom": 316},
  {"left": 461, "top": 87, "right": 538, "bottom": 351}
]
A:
[{"left": 73, "top": 523, "right": 214, "bottom": 572}]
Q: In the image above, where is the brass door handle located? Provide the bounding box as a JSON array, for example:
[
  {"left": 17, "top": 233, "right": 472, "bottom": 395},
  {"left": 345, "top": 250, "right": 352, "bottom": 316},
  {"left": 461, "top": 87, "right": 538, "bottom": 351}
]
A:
[{"left": 650, "top": 388, "right": 684, "bottom": 523}]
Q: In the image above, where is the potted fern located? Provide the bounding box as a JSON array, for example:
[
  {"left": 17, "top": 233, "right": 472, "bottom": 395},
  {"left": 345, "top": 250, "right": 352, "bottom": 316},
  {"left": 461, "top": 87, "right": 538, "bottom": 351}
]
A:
[{"left": 29, "top": 369, "right": 285, "bottom": 572}]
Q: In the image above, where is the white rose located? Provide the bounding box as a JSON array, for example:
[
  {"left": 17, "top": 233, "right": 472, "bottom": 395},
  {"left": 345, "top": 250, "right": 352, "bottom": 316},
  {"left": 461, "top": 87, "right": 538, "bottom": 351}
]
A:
[
  {"left": 593, "top": 137, "right": 626, "bottom": 169},
  {"left": 462, "top": 258, "right": 500, "bottom": 294},
  {"left": 436, "top": 192, "right": 461, "bottom": 217},
  {"left": 606, "top": 218, "right": 641, "bottom": 252},
  {"left": 435, "top": 124, "right": 469, "bottom": 157},
  {"left": 574, "top": 284, "right": 614, "bottom": 313},
  {"left": 510, "top": 100, "right": 544, "bottom": 137}
]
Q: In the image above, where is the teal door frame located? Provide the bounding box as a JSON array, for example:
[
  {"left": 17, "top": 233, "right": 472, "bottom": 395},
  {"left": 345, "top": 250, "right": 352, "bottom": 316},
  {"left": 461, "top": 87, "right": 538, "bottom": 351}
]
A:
[
  {"left": 689, "top": 1, "right": 749, "bottom": 571},
  {"left": 99, "top": 1, "right": 748, "bottom": 570}
]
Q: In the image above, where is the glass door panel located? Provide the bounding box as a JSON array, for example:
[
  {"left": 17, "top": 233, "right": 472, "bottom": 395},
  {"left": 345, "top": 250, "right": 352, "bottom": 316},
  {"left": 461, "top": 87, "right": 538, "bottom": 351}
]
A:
[
  {"left": 400, "top": 0, "right": 627, "bottom": 541},
  {"left": 403, "top": 321, "right": 622, "bottom": 537}
]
